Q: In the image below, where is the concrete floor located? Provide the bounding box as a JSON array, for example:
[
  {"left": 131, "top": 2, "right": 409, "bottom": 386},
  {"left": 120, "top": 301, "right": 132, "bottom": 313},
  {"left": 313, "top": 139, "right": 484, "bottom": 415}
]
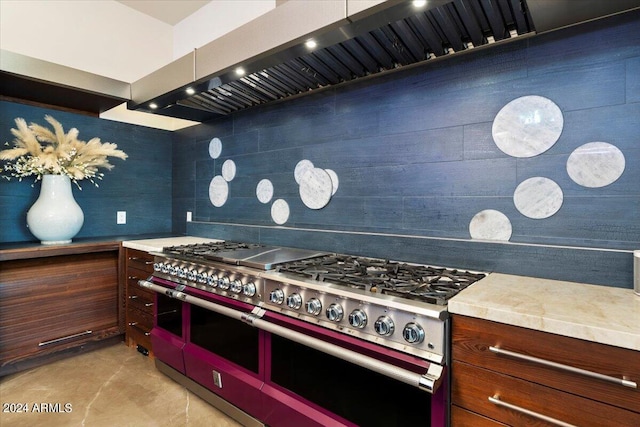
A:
[{"left": 0, "top": 343, "right": 242, "bottom": 427}]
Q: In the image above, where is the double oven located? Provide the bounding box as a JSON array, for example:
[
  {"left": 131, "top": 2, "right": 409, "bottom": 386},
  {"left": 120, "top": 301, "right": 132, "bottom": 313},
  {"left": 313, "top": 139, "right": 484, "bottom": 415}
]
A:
[{"left": 140, "top": 242, "right": 485, "bottom": 426}]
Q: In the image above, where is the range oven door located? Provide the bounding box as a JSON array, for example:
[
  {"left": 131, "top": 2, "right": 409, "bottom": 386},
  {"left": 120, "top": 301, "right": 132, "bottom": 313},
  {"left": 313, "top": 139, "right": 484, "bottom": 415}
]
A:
[
  {"left": 184, "top": 299, "right": 266, "bottom": 421},
  {"left": 261, "top": 310, "right": 448, "bottom": 427}
]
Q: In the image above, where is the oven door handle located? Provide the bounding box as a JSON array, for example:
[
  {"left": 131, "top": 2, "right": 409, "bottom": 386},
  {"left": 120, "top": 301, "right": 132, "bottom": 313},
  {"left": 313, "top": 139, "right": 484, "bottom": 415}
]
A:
[{"left": 139, "top": 279, "right": 444, "bottom": 394}]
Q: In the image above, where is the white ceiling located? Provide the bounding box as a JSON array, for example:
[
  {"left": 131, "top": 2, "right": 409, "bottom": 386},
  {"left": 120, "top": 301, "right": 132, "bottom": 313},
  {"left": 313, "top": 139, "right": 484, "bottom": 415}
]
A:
[{"left": 117, "top": 0, "right": 211, "bottom": 25}]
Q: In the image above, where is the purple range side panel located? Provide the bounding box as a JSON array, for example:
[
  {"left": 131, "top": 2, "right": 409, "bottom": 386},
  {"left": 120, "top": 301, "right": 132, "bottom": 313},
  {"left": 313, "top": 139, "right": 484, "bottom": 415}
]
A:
[
  {"left": 184, "top": 343, "right": 265, "bottom": 420},
  {"left": 431, "top": 366, "right": 448, "bottom": 427}
]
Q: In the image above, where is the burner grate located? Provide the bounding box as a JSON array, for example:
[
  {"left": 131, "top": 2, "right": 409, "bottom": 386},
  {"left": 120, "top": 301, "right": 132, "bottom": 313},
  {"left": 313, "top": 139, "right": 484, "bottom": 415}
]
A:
[{"left": 276, "top": 255, "right": 485, "bottom": 305}]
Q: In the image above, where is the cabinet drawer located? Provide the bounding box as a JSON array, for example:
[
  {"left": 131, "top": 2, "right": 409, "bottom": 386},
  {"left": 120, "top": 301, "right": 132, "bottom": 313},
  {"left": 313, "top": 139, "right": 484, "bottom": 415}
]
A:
[
  {"left": 126, "top": 249, "right": 154, "bottom": 273},
  {"left": 452, "top": 361, "right": 640, "bottom": 426},
  {"left": 127, "top": 284, "right": 154, "bottom": 309},
  {"left": 451, "top": 405, "right": 507, "bottom": 427},
  {"left": 126, "top": 322, "right": 152, "bottom": 353},
  {"left": 127, "top": 266, "right": 153, "bottom": 284},
  {"left": 127, "top": 307, "right": 154, "bottom": 331},
  {"left": 452, "top": 315, "right": 639, "bottom": 413}
]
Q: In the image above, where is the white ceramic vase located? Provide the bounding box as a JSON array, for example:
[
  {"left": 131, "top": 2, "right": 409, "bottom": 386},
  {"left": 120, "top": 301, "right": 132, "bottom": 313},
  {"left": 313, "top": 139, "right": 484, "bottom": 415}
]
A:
[{"left": 27, "top": 174, "right": 84, "bottom": 245}]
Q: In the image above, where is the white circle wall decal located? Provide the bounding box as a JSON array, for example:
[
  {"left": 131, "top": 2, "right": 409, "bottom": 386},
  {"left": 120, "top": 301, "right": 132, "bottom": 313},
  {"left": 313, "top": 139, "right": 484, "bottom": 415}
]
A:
[
  {"left": 492, "top": 95, "right": 564, "bottom": 158},
  {"left": 271, "top": 199, "right": 290, "bottom": 225},
  {"left": 209, "top": 175, "right": 229, "bottom": 207},
  {"left": 294, "top": 159, "right": 314, "bottom": 184},
  {"left": 299, "top": 168, "right": 333, "bottom": 210},
  {"left": 469, "top": 210, "right": 512, "bottom": 241},
  {"left": 513, "top": 177, "right": 563, "bottom": 219},
  {"left": 221, "top": 159, "right": 236, "bottom": 182},
  {"left": 256, "top": 179, "right": 274, "bottom": 204},
  {"left": 325, "top": 169, "right": 339, "bottom": 196},
  {"left": 209, "top": 137, "right": 222, "bottom": 159},
  {"left": 566, "top": 142, "right": 625, "bottom": 188}
]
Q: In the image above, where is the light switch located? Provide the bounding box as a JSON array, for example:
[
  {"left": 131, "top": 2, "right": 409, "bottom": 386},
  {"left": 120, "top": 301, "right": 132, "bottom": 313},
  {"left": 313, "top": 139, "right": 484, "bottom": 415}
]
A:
[
  {"left": 117, "top": 211, "right": 126, "bottom": 224},
  {"left": 186, "top": 211, "right": 192, "bottom": 222}
]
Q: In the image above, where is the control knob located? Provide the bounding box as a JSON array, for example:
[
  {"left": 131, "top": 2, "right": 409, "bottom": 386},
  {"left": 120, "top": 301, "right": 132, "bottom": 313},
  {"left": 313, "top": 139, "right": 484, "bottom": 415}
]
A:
[
  {"left": 196, "top": 272, "right": 207, "bottom": 284},
  {"left": 187, "top": 269, "right": 197, "bottom": 281},
  {"left": 160, "top": 263, "right": 169, "bottom": 274},
  {"left": 374, "top": 316, "right": 395, "bottom": 336},
  {"left": 402, "top": 322, "right": 425, "bottom": 344},
  {"left": 177, "top": 267, "right": 188, "bottom": 278},
  {"left": 153, "top": 262, "right": 162, "bottom": 272},
  {"left": 243, "top": 282, "right": 257, "bottom": 297},
  {"left": 218, "top": 276, "right": 230, "bottom": 290},
  {"left": 269, "top": 289, "right": 285, "bottom": 304},
  {"left": 326, "top": 303, "right": 344, "bottom": 322},
  {"left": 230, "top": 279, "right": 243, "bottom": 293},
  {"left": 348, "top": 309, "right": 368, "bottom": 328},
  {"left": 286, "top": 293, "right": 302, "bottom": 310},
  {"left": 305, "top": 298, "right": 322, "bottom": 315},
  {"left": 207, "top": 274, "right": 218, "bottom": 287},
  {"left": 168, "top": 265, "right": 177, "bottom": 276}
]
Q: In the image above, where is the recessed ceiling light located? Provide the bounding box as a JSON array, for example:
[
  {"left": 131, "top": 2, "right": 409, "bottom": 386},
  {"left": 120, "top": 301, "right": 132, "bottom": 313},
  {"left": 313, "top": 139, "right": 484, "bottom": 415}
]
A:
[
  {"left": 235, "top": 67, "right": 245, "bottom": 76},
  {"left": 413, "top": 0, "right": 427, "bottom": 7},
  {"left": 149, "top": 102, "right": 158, "bottom": 109},
  {"left": 186, "top": 87, "right": 195, "bottom": 95},
  {"left": 305, "top": 39, "right": 317, "bottom": 49}
]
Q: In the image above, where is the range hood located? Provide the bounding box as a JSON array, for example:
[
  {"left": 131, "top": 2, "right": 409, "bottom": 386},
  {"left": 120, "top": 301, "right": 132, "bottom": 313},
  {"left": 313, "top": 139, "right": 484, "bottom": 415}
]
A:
[{"left": 129, "top": 0, "right": 640, "bottom": 122}]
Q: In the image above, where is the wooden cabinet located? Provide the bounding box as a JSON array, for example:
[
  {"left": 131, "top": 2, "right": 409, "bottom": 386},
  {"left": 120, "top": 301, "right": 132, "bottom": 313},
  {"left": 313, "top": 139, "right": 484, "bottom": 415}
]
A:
[
  {"left": 452, "top": 315, "right": 640, "bottom": 426},
  {"left": 0, "top": 242, "right": 122, "bottom": 376},
  {"left": 124, "top": 248, "right": 155, "bottom": 355}
]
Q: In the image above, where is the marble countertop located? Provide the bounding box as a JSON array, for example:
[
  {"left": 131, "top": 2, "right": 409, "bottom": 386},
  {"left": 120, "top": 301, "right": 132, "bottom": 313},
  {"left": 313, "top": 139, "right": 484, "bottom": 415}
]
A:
[
  {"left": 449, "top": 273, "right": 640, "bottom": 351},
  {"left": 122, "top": 236, "right": 223, "bottom": 253}
]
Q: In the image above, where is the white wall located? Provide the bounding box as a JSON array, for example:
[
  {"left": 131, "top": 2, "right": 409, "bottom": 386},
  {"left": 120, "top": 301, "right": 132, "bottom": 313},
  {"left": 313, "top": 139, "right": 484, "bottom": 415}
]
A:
[
  {"left": 173, "top": 0, "right": 276, "bottom": 59},
  {"left": 0, "top": 0, "right": 173, "bottom": 83}
]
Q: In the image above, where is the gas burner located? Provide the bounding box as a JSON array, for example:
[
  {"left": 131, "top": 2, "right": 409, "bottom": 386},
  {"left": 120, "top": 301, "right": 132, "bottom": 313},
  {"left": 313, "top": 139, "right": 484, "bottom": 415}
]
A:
[
  {"left": 276, "top": 254, "right": 485, "bottom": 305},
  {"left": 162, "top": 241, "right": 262, "bottom": 259}
]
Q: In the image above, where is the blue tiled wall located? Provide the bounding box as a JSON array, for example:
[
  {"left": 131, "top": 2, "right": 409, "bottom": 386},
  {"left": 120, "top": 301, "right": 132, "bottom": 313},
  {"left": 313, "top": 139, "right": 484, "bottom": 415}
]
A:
[
  {"left": 178, "top": 11, "right": 640, "bottom": 288},
  {"left": 0, "top": 102, "right": 173, "bottom": 242}
]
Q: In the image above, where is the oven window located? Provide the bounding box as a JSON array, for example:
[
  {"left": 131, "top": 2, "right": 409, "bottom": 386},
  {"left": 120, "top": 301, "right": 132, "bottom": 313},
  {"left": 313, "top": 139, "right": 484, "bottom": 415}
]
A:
[
  {"left": 270, "top": 335, "right": 431, "bottom": 426},
  {"left": 190, "top": 305, "right": 260, "bottom": 374},
  {"left": 156, "top": 293, "right": 183, "bottom": 337}
]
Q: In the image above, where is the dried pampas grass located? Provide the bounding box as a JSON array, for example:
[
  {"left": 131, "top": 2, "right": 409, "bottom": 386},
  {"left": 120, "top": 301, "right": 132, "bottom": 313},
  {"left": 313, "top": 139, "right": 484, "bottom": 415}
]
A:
[{"left": 0, "top": 115, "right": 127, "bottom": 188}]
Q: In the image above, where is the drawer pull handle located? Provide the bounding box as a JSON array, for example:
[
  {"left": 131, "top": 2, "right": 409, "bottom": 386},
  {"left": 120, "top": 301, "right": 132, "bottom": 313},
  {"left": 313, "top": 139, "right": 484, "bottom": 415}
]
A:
[
  {"left": 144, "top": 302, "right": 154, "bottom": 307},
  {"left": 128, "top": 257, "right": 154, "bottom": 265},
  {"left": 489, "top": 395, "right": 576, "bottom": 427},
  {"left": 129, "top": 276, "right": 139, "bottom": 280},
  {"left": 489, "top": 346, "right": 637, "bottom": 389},
  {"left": 129, "top": 295, "right": 138, "bottom": 299},
  {"left": 39, "top": 330, "right": 93, "bottom": 347},
  {"left": 129, "top": 323, "right": 151, "bottom": 336}
]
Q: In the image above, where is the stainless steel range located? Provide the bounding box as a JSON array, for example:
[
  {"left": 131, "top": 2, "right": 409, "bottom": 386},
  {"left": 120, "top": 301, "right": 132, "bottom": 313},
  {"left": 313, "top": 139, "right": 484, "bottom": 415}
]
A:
[{"left": 140, "top": 241, "right": 486, "bottom": 427}]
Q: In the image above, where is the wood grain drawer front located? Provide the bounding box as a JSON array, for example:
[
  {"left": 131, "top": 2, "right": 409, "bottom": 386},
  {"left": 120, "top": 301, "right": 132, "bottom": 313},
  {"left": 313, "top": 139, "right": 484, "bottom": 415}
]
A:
[
  {"left": 452, "top": 315, "right": 639, "bottom": 413},
  {"left": 127, "top": 322, "right": 152, "bottom": 352},
  {"left": 452, "top": 361, "right": 640, "bottom": 426},
  {"left": 127, "top": 284, "right": 154, "bottom": 310},
  {"left": 127, "top": 307, "right": 153, "bottom": 331},
  {"left": 126, "top": 249, "right": 154, "bottom": 273},
  {"left": 452, "top": 405, "right": 508, "bottom": 427},
  {"left": 127, "top": 266, "right": 152, "bottom": 285}
]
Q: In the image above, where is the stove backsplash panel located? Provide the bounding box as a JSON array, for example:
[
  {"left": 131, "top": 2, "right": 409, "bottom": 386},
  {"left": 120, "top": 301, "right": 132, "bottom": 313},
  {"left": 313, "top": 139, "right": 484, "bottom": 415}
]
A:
[{"left": 171, "top": 10, "right": 639, "bottom": 289}]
